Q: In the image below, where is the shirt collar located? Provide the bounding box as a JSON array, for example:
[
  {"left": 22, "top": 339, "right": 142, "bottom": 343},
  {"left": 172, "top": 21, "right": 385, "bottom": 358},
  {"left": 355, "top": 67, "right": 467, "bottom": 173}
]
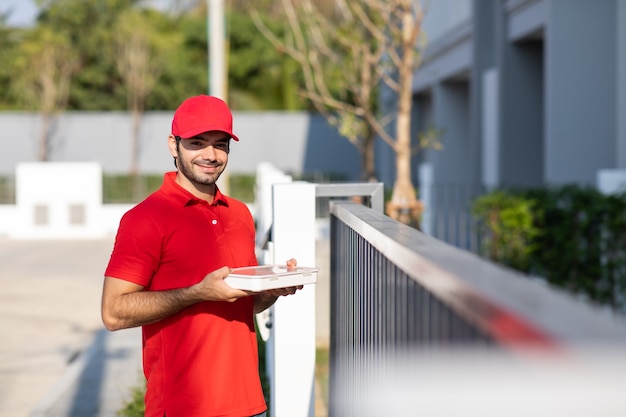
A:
[{"left": 160, "top": 171, "right": 229, "bottom": 207}]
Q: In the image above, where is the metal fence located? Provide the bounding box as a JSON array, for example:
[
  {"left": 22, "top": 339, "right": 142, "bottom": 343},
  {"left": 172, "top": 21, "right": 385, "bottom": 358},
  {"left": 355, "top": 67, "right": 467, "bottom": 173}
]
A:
[
  {"left": 328, "top": 200, "right": 626, "bottom": 417},
  {"left": 424, "top": 182, "right": 486, "bottom": 252}
]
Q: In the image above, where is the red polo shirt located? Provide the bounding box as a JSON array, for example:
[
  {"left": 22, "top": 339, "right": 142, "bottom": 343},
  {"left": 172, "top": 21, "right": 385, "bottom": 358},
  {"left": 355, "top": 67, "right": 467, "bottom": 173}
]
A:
[{"left": 105, "top": 172, "right": 265, "bottom": 417}]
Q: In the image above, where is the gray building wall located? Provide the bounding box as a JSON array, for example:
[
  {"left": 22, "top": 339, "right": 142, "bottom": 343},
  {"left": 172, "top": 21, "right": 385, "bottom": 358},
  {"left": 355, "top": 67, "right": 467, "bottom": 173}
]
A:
[
  {"left": 431, "top": 81, "right": 472, "bottom": 184},
  {"left": 497, "top": 0, "right": 544, "bottom": 187},
  {"left": 0, "top": 112, "right": 361, "bottom": 181},
  {"left": 620, "top": 0, "right": 626, "bottom": 168},
  {"left": 413, "top": 0, "right": 626, "bottom": 190},
  {"left": 545, "top": 0, "right": 617, "bottom": 185},
  {"left": 409, "top": 0, "right": 626, "bottom": 245}
]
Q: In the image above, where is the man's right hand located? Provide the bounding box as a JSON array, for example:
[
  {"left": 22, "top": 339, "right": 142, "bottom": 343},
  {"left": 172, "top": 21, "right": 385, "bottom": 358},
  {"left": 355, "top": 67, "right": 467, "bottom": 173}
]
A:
[{"left": 193, "top": 266, "right": 251, "bottom": 302}]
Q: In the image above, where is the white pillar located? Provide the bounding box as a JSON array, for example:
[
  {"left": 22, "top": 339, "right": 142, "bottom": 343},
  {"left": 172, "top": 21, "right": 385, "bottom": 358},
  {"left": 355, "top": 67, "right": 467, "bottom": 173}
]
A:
[
  {"left": 255, "top": 162, "right": 293, "bottom": 249},
  {"left": 269, "top": 182, "right": 317, "bottom": 417}
]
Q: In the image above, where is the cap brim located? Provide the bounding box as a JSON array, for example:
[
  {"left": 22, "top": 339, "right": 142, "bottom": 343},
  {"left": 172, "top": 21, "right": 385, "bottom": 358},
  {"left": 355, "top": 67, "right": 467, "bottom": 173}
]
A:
[{"left": 177, "top": 126, "right": 239, "bottom": 141}]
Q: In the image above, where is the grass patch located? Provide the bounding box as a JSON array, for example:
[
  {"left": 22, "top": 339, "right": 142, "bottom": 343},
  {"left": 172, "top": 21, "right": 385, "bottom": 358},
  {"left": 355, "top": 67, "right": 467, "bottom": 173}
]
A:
[
  {"left": 117, "top": 379, "right": 145, "bottom": 417},
  {"left": 316, "top": 346, "right": 329, "bottom": 406},
  {"left": 0, "top": 176, "right": 15, "bottom": 204}
]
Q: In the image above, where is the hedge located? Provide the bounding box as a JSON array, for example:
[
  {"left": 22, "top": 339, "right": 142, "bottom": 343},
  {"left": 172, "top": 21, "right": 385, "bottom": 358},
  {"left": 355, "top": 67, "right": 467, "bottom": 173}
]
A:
[{"left": 472, "top": 185, "right": 626, "bottom": 310}]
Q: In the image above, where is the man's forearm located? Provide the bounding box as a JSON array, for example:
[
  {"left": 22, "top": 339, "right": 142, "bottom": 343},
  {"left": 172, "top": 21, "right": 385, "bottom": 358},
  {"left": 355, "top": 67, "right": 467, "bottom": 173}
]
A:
[{"left": 103, "top": 286, "right": 202, "bottom": 331}]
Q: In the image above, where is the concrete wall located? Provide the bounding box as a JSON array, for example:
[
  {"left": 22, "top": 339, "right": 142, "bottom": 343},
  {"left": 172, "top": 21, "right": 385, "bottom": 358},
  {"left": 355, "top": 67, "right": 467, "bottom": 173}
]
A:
[
  {"left": 0, "top": 162, "right": 133, "bottom": 239},
  {"left": 498, "top": 3, "right": 544, "bottom": 187},
  {"left": 409, "top": 0, "right": 626, "bottom": 243},
  {"left": 545, "top": 0, "right": 617, "bottom": 185},
  {"left": 619, "top": 0, "right": 626, "bottom": 168},
  {"left": 422, "top": 0, "right": 472, "bottom": 43},
  {"left": 0, "top": 111, "right": 362, "bottom": 181},
  {"left": 413, "top": 0, "right": 625, "bottom": 189}
]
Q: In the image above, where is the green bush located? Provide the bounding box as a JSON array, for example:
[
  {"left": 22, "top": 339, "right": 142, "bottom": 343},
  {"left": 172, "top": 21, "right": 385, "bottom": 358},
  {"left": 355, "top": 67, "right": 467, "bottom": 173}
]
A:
[
  {"left": 102, "top": 174, "right": 163, "bottom": 203},
  {"left": 473, "top": 186, "right": 626, "bottom": 310},
  {"left": 102, "top": 173, "right": 257, "bottom": 203},
  {"left": 522, "top": 186, "right": 626, "bottom": 308},
  {"left": 472, "top": 190, "right": 539, "bottom": 272},
  {"left": 0, "top": 176, "right": 15, "bottom": 204},
  {"left": 229, "top": 173, "right": 256, "bottom": 203}
]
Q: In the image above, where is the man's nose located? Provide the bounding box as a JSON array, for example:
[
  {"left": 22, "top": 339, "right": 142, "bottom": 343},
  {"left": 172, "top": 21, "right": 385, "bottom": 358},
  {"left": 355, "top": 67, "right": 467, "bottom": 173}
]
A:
[{"left": 201, "top": 145, "right": 217, "bottom": 160}]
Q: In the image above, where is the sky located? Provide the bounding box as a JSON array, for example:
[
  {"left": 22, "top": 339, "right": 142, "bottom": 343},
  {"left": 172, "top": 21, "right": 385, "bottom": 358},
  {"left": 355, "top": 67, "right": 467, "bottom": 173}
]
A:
[
  {"left": 0, "top": 0, "right": 178, "bottom": 27},
  {"left": 0, "top": 0, "right": 38, "bottom": 27}
]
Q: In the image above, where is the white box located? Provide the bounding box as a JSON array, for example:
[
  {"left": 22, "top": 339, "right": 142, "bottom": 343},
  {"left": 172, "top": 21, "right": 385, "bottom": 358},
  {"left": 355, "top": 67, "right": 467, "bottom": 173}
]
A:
[{"left": 226, "top": 265, "right": 319, "bottom": 292}]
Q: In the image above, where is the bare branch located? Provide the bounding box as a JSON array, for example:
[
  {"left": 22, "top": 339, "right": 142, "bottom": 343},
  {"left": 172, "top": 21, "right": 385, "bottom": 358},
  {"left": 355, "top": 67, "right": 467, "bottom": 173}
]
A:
[{"left": 252, "top": 0, "right": 433, "bottom": 203}]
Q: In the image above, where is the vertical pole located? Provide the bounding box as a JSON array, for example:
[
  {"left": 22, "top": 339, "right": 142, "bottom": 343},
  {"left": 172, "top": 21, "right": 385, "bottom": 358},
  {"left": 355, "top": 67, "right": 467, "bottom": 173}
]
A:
[
  {"left": 419, "top": 162, "right": 433, "bottom": 235},
  {"left": 208, "top": 0, "right": 225, "bottom": 99},
  {"left": 208, "top": 0, "right": 230, "bottom": 194},
  {"left": 270, "top": 182, "right": 317, "bottom": 417}
]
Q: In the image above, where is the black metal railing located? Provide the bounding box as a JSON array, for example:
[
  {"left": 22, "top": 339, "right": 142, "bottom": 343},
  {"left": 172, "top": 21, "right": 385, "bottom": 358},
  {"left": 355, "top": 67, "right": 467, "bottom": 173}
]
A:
[
  {"left": 328, "top": 200, "right": 626, "bottom": 417},
  {"left": 424, "top": 182, "right": 486, "bottom": 252}
]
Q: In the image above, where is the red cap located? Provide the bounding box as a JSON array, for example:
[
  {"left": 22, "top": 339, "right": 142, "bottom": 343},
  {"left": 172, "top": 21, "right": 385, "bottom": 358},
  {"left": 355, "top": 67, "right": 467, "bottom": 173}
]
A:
[{"left": 171, "top": 95, "right": 239, "bottom": 141}]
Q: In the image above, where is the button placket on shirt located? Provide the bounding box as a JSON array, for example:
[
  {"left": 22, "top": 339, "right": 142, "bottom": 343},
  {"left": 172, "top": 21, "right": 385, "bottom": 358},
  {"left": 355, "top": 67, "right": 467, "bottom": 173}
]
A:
[
  {"left": 206, "top": 202, "right": 236, "bottom": 264},
  {"left": 207, "top": 203, "right": 225, "bottom": 240}
]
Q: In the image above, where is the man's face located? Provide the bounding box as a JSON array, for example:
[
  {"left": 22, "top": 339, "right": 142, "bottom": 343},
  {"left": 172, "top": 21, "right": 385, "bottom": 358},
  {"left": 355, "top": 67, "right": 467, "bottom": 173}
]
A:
[{"left": 170, "top": 131, "right": 231, "bottom": 188}]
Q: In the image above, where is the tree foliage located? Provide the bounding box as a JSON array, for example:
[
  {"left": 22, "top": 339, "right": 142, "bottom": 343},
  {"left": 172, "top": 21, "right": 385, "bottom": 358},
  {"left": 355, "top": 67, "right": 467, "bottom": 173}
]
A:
[
  {"left": 113, "top": 8, "right": 183, "bottom": 173},
  {"left": 35, "top": 0, "right": 137, "bottom": 110},
  {"left": 0, "top": 16, "right": 23, "bottom": 109},
  {"left": 228, "top": 8, "right": 304, "bottom": 110},
  {"left": 473, "top": 186, "right": 626, "bottom": 311},
  {"left": 1, "top": 0, "right": 301, "bottom": 112},
  {"left": 11, "top": 25, "right": 78, "bottom": 160}
]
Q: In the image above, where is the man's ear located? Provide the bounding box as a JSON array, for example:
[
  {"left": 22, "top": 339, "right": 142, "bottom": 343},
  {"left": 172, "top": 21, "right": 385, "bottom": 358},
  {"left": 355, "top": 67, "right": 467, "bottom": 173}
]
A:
[{"left": 168, "top": 134, "right": 178, "bottom": 158}]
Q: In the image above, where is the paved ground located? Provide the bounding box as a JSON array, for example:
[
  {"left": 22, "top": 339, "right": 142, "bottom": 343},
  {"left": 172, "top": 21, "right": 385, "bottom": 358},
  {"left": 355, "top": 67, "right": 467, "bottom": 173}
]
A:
[
  {"left": 0, "top": 237, "right": 330, "bottom": 417},
  {"left": 0, "top": 238, "right": 143, "bottom": 417}
]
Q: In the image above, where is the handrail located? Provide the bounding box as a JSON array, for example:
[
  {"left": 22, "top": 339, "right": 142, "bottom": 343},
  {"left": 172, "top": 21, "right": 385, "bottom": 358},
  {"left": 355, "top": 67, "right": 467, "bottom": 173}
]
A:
[
  {"left": 329, "top": 200, "right": 626, "bottom": 417},
  {"left": 330, "top": 200, "right": 626, "bottom": 349},
  {"left": 315, "top": 182, "right": 384, "bottom": 213}
]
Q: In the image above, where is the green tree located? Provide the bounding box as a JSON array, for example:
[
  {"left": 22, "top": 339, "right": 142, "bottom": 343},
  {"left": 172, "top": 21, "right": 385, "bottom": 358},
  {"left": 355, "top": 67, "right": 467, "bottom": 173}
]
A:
[
  {"left": 35, "top": 0, "right": 138, "bottom": 110},
  {"left": 252, "top": 0, "right": 432, "bottom": 226},
  {"left": 114, "top": 8, "right": 183, "bottom": 174},
  {"left": 228, "top": 7, "right": 303, "bottom": 110},
  {"left": 12, "top": 25, "right": 78, "bottom": 160},
  {"left": 147, "top": 9, "right": 210, "bottom": 110},
  {"left": 0, "top": 15, "right": 23, "bottom": 109},
  {"left": 164, "top": 1, "right": 303, "bottom": 111},
  {"left": 5, "top": 0, "right": 304, "bottom": 112}
]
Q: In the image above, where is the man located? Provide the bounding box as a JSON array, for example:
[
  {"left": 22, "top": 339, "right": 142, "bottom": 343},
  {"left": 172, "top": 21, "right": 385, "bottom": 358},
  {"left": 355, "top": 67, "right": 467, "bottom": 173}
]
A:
[{"left": 101, "top": 95, "right": 301, "bottom": 417}]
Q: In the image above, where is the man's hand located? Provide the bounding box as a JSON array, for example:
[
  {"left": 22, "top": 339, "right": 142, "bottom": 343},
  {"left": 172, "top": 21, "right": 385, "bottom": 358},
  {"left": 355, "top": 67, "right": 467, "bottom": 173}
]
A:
[
  {"left": 193, "top": 266, "right": 252, "bottom": 302},
  {"left": 253, "top": 258, "right": 303, "bottom": 313}
]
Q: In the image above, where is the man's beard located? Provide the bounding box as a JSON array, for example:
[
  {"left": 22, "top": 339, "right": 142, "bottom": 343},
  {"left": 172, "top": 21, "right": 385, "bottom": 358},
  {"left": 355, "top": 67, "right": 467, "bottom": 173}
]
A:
[{"left": 177, "top": 156, "right": 225, "bottom": 186}]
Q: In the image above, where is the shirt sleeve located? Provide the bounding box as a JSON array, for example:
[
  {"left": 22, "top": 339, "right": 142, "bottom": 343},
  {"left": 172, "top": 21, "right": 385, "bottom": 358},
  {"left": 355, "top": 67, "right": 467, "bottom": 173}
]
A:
[{"left": 104, "top": 207, "right": 162, "bottom": 287}]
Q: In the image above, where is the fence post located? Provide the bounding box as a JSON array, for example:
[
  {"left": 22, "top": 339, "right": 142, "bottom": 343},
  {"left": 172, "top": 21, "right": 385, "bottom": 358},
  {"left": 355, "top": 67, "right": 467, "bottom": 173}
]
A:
[{"left": 269, "top": 182, "right": 317, "bottom": 417}]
